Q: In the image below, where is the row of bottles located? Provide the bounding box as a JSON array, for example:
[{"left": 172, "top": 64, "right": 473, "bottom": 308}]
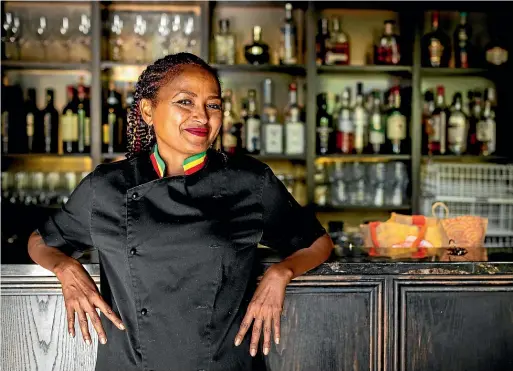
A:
[
  {"left": 317, "top": 83, "right": 408, "bottom": 155},
  {"left": 2, "top": 170, "right": 88, "bottom": 206},
  {"left": 315, "top": 161, "right": 410, "bottom": 207},
  {"left": 422, "top": 11, "right": 509, "bottom": 68},
  {"left": 422, "top": 86, "right": 497, "bottom": 156},
  {"left": 316, "top": 18, "right": 400, "bottom": 66},
  {"left": 214, "top": 3, "right": 298, "bottom": 65},
  {"left": 219, "top": 80, "right": 306, "bottom": 156}
]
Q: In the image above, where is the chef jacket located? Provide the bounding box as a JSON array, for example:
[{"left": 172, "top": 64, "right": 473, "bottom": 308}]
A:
[{"left": 37, "top": 145, "right": 326, "bottom": 371}]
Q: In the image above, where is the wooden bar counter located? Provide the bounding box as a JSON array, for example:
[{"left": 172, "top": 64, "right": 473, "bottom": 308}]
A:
[{"left": 2, "top": 253, "right": 513, "bottom": 371}]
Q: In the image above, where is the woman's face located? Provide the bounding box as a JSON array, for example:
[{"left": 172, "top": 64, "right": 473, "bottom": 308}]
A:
[{"left": 141, "top": 64, "right": 222, "bottom": 157}]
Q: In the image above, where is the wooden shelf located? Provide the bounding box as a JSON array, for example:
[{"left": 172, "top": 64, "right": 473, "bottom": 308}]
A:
[
  {"left": 101, "top": 61, "right": 148, "bottom": 69},
  {"left": 212, "top": 64, "right": 307, "bottom": 75},
  {"left": 316, "top": 154, "right": 411, "bottom": 163},
  {"left": 422, "top": 155, "right": 511, "bottom": 163},
  {"left": 102, "top": 153, "right": 127, "bottom": 160},
  {"left": 420, "top": 67, "right": 491, "bottom": 77},
  {"left": 317, "top": 65, "right": 412, "bottom": 75},
  {"left": 1, "top": 60, "right": 91, "bottom": 71},
  {"left": 2, "top": 153, "right": 91, "bottom": 159},
  {"left": 250, "top": 154, "right": 306, "bottom": 161},
  {"left": 314, "top": 204, "right": 412, "bottom": 212}
]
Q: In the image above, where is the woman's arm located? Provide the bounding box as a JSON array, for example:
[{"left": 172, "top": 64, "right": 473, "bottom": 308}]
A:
[{"left": 28, "top": 230, "right": 78, "bottom": 275}]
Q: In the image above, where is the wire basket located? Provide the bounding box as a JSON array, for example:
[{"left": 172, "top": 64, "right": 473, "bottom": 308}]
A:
[{"left": 421, "top": 163, "right": 513, "bottom": 201}]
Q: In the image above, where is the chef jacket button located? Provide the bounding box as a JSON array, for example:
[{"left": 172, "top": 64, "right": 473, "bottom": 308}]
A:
[
  {"left": 131, "top": 192, "right": 139, "bottom": 200},
  {"left": 129, "top": 248, "right": 137, "bottom": 255},
  {"left": 140, "top": 308, "right": 148, "bottom": 316}
]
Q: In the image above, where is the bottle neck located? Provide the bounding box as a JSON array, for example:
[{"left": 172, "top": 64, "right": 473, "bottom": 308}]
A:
[
  {"left": 253, "top": 28, "right": 261, "bottom": 43},
  {"left": 432, "top": 13, "right": 439, "bottom": 30},
  {"left": 289, "top": 89, "right": 297, "bottom": 106},
  {"left": 436, "top": 92, "right": 445, "bottom": 107}
]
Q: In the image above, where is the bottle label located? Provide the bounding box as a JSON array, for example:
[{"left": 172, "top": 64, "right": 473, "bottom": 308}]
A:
[
  {"left": 448, "top": 115, "right": 465, "bottom": 144},
  {"left": 317, "top": 117, "right": 332, "bottom": 150},
  {"left": 477, "top": 118, "right": 496, "bottom": 143},
  {"left": 77, "top": 110, "right": 85, "bottom": 150},
  {"left": 264, "top": 124, "right": 283, "bottom": 154},
  {"left": 26, "top": 113, "right": 34, "bottom": 137},
  {"left": 85, "top": 117, "right": 91, "bottom": 147},
  {"left": 486, "top": 47, "right": 508, "bottom": 66},
  {"left": 428, "top": 38, "right": 444, "bottom": 67},
  {"left": 61, "top": 111, "right": 77, "bottom": 141},
  {"left": 387, "top": 112, "right": 406, "bottom": 140},
  {"left": 337, "top": 110, "right": 353, "bottom": 133},
  {"left": 215, "top": 36, "right": 235, "bottom": 64},
  {"left": 353, "top": 109, "right": 367, "bottom": 151},
  {"left": 108, "top": 112, "right": 116, "bottom": 146},
  {"left": 246, "top": 117, "right": 261, "bottom": 152},
  {"left": 369, "top": 114, "right": 385, "bottom": 144},
  {"left": 325, "top": 50, "right": 349, "bottom": 64},
  {"left": 430, "top": 114, "right": 442, "bottom": 141},
  {"left": 44, "top": 113, "right": 51, "bottom": 140},
  {"left": 103, "top": 123, "right": 110, "bottom": 145},
  {"left": 285, "top": 122, "right": 304, "bottom": 155}
]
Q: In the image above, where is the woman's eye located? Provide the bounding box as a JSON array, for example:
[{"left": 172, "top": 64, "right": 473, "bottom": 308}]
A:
[
  {"left": 207, "top": 103, "right": 222, "bottom": 110},
  {"left": 177, "top": 99, "right": 192, "bottom": 106}
]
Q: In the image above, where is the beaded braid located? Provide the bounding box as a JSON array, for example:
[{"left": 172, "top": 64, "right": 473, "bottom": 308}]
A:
[{"left": 126, "top": 53, "right": 220, "bottom": 159}]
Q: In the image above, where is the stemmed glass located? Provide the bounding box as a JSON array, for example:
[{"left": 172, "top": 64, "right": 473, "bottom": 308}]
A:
[
  {"left": 59, "top": 16, "right": 72, "bottom": 61},
  {"left": 36, "top": 16, "right": 49, "bottom": 60},
  {"left": 2, "top": 12, "right": 21, "bottom": 59},
  {"left": 133, "top": 14, "right": 147, "bottom": 63},
  {"left": 169, "top": 14, "right": 184, "bottom": 54},
  {"left": 110, "top": 13, "right": 124, "bottom": 61},
  {"left": 78, "top": 13, "right": 91, "bottom": 62},
  {"left": 157, "top": 13, "right": 170, "bottom": 57},
  {"left": 183, "top": 15, "right": 196, "bottom": 54}
]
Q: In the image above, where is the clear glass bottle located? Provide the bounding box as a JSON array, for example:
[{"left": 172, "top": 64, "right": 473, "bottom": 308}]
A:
[
  {"left": 284, "top": 83, "right": 305, "bottom": 156},
  {"left": 447, "top": 92, "right": 468, "bottom": 155},
  {"left": 214, "top": 19, "right": 236, "bottom": 65},
  {"left": 386, "top": 86, "right": 407, "bottom": 154},
  {"left": 221, "top": 89, "right": 238, "bottom": 155},
  {"left": 466, "top": 90, "right": 481, "bottom": 155},
  {"left": 375, "top": 20, "right": 401, "bottom": 65},
  {"left": 279, "top": 3, "right": 297, "bottom": 65},
  {"left": 353, "top": 82, "right": 368, "bottom": 154},
  {"left": 336, "top": 88, "right": 354, "bottom": 154},
  {"left": 244, "top": 26, "right": 270, "bottom": 65},
  {"left": 245, "top": 89, "right": 261, "bottom": 153},
  {"left": 324, "top": 17, "right": 350, "bottom": 65},
  {"left": 477, "top": 88, "right": 497, "bottom": 156},
  {"left": 261, "top": 79, "right": 283, "bottom": 155},
  {"left": 368, "top": 90, "right": 385, "bottom": 154}
]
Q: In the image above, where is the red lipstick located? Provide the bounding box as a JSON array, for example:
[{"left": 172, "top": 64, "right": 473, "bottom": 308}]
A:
[{"left": 184, "top": 127, "right": 209, "bottom": 137}]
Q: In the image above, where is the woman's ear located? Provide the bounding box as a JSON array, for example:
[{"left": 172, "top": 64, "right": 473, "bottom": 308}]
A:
[{"left": 139, "top": 98, "right": 153, "bottom": 126}]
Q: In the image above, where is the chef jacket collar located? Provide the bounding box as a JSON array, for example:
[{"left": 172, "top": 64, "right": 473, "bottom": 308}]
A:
[{"left": 149, "top": 143, "right": 207, "bottom": 178}]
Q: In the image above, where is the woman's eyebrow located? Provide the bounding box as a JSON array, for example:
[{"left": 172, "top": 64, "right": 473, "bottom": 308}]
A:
[{"left": 174, "top": 90, "right": 197, "bottom": 98}]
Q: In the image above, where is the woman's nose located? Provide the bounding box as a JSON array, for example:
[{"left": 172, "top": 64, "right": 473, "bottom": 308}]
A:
[{"left": 192, "top": 104, "right": 208, "bottom": 124}]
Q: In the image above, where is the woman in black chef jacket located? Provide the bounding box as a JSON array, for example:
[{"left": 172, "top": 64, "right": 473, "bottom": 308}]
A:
[{"left": 27, "top": 53, "right": 333, "bottom": 371}]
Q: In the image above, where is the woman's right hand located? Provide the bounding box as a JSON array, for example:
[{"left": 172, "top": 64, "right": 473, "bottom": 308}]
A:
[{"left": 54, "top": 259, "right": 125, "bottom": 345}]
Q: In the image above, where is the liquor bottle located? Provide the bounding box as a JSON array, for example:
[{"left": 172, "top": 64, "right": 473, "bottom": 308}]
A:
[
  {"left": 453, "top": 12, "right": 472, "bottom": 68},
  {"left": 353, "top": 83, "right": 368, "bottom": 154},
  {"left": 24, "top": 88, "right": 41, "bottom": 153},
  {"left": 61, "top": 86, "right": 78, "bottom": 154},
  {"left": 214, "top": 19, "right": 236, "bottom": 65},
  {"left": 485, "top": 23, "right": 508, "bottom": 67},
  {"left": 76, "top": 84, "right": 90, "bottom": 153},
  {"left": 422, "top": 90, "right": 435, "bottom": 155},
  {"left": 245, "top": 89, "right": 261, "bottom": 153},
  {"left": 447, "top": 92, "right": 468, "bottom": 155},
  {"left": 375, "top": 20, "right": 401, "bottom": 65},
  {"left": 386, "top": 86, "right": 407, "bottom": 154},
  {"left": 221, "top": 89, "right": 238, "bottom": 154},
  {"left": 279, "top": 3, "right": 297, "bottom": 65},
  {"left": 244, "top": 26, "right": 270, "bottom": 65},
  {"left": 1, "top": 77, "right": 24, "bottom": 154},
  {"left": 316, "top": 93, "right": 333, "bottom": 155},
  {"left": 284, "top": 83, "right": 305, "bottom": 156},
  {"left": 336, "top": 88, "right": 354, "bottom": 154},
  {"left": 316, "top": 18, "right": 329, "bottom": 66},
  {"left": 103, "top": 81, "right": 123, "bottom": 154},
  {"left": 261, "top": 79, "right": 282, "bottom": 155},
  {"left": 368, "top": 90, "right": 385, "bottom": 154},
  {"left": 324, "top": 18, "right": 350, "bottom": 65},
  {"left": 421, "top": 11, "right": 451, "bottom": 68},
  {"left": 430, "top": 85, "right": 449, "bottom": 155},
  {"left": 40, "top": 89, "right": 59, "bottom": 154},
  {"left": 466, "top": 90, "right": 481, "bottom": 155},
  {"left": 477, "top": 88, "right": 497, "bottom": 156}
]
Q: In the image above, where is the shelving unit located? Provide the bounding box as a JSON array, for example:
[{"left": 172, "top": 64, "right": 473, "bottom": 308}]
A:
[{"left": 2, "top": 1, "right": 512, "bottom": 218}]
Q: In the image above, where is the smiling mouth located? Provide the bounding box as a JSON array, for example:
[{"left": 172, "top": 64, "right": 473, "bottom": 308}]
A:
[{"left": 184, "top": 127, "right": 209, "bottom": 137}]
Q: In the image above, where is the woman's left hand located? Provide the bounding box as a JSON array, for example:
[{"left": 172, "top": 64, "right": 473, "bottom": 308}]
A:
[{"left": 234, "top": 264, "right": 293, "bottom": 357}]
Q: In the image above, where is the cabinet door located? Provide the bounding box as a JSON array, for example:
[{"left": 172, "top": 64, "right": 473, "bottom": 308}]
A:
[
  {"left": 394, "top": 278, "right": 513, "bottom": 371},
  {"left": 265, "top": 279, "right": 384, "bottom": 371}
]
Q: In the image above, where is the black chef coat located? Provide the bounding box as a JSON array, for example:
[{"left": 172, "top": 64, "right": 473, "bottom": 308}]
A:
[{"left": 37, "top": 148, "right": 326, "bottom": 371}]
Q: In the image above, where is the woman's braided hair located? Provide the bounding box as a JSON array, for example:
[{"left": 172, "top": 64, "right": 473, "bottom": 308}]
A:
[{"left": 126, "top": 52, "right": 220, "bottom": 159}]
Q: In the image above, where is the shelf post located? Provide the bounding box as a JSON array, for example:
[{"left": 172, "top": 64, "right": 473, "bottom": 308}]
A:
[{"left": 90, "top": 1, "right": 102, "bottom": 168}]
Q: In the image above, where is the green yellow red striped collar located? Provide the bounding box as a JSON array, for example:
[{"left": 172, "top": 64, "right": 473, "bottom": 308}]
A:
[{"left": 149, "top": 144, "right": 207, "bottom": 177}]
